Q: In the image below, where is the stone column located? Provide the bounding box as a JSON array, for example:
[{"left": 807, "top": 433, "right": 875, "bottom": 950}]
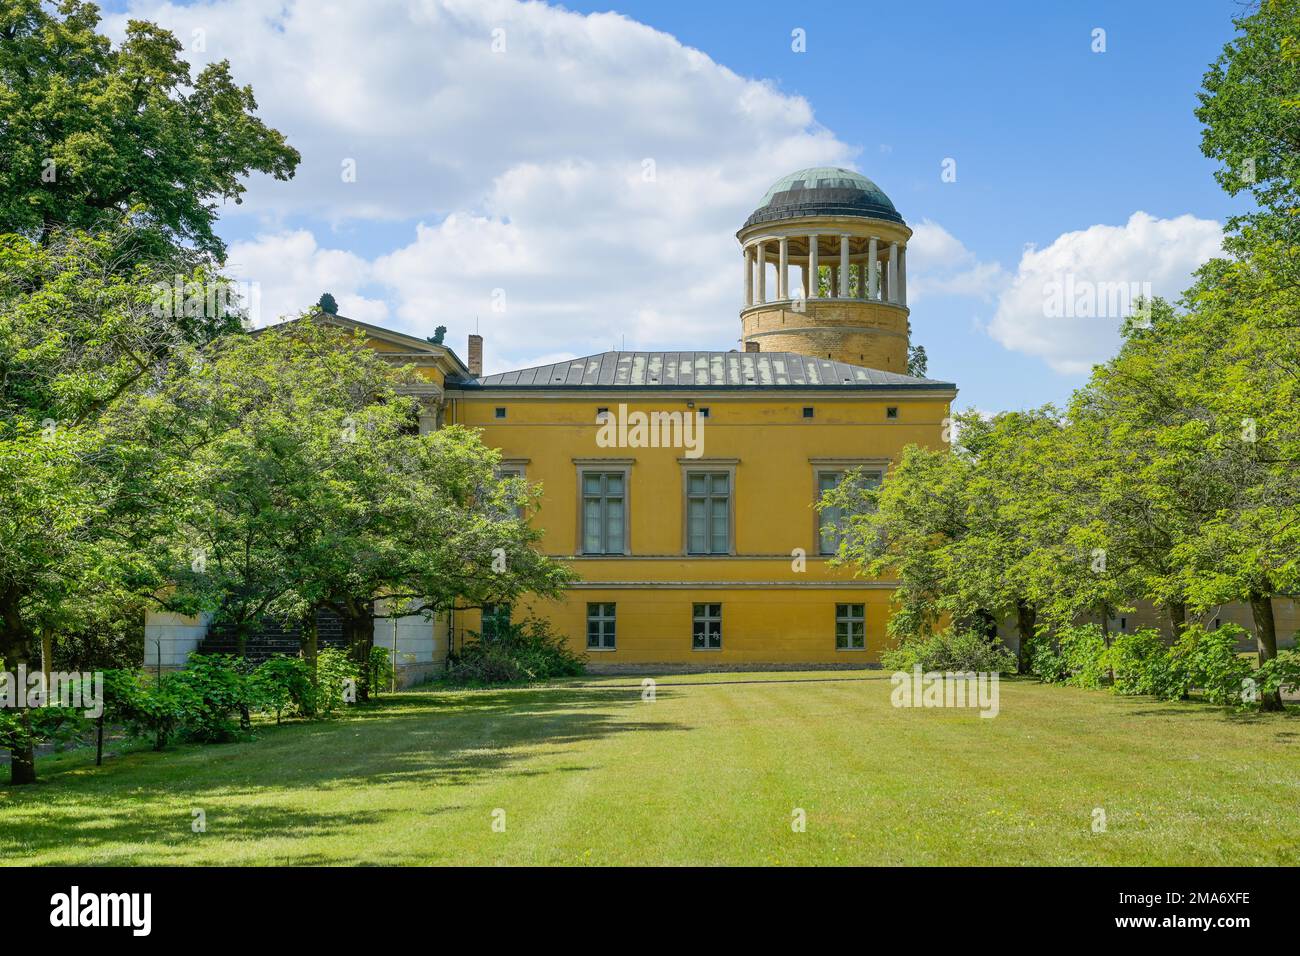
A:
[
  {"left": 898, "top": 245, "right": 907, "bottom": 307},
  {"left": 778, "top": 237, "right": 789, "bottom": 300},
  {"left": 743, "top": 245, "right": 753, "bottom": 307},
  {"left": 807, "top": 235, "right": 818, "bottom": 299},
  {"left": 801, "top": 263, "right": 809, "bottom": 300},
  {"left": 868, "top": 237, "right": 879, "bottom": 299},
  {"left": 839, "top": 234, "right": 850, "bottom": 298},
  {"left": 829, "top": 264, "right": 838, "bottom": 298},
  {"left": 888, "top": 242, "right": 899, "bottom": 304},
  {"left": 756, "top": 241, "right": 767, "bottom": 304}
]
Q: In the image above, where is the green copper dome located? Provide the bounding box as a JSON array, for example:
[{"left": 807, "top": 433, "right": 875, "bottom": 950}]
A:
[{"left": 743, "top": 166, "right": 903, "bottom": 228}]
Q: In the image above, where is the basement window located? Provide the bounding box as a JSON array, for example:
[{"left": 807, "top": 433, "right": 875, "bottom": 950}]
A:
[
  {"left": 886, "top": 406, "right": 899, "bottom": 420},
  {"left": 596, "top": 407, "right": 610, "bottom": 422},
  {"left": 699, "top": 407, "right": 710, "bottom": 418},
  {"left": 802, "top": 407, "right": 815, "bottom": 419},
  {"left": 494, "top": 407, "right": 507, "bottom": 419}
]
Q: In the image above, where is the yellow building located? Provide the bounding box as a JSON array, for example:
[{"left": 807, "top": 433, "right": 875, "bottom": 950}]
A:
[
  {"left": 441, "top": 168, "right": 955, "bottom": 667},
  {"left": 141, "top": 168, "right": 957, "bottom": 674}
]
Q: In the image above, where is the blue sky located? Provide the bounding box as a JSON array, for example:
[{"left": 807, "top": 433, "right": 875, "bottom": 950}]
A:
[{"left": 103, "top": 0, "right": 1248, "bottom": 412}]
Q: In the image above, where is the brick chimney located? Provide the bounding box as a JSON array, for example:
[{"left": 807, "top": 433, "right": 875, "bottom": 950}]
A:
[
  {"left": 745, "top": 340, "right": 760, "bottom": 353},
  {"left": 467, "top": 334, "right": 483, "bottom": 377}
]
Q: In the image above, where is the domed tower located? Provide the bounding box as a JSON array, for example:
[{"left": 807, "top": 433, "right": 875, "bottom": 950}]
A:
[{"left": 737, "top": 167, "right": 911, "bottom": 371}]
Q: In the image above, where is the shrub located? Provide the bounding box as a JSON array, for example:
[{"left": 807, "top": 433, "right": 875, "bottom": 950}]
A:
[
  {"left": 879, "top": 628, "right": 1017, "bottom": 675},
  {"left": 368, "top": 645, "right": 391, "bottom": 695},
  {"left": 1028, "top": 635, "right": 1069, "bottom": 684},
  {"left": 102, "top": 669, "right": 185, "bottom": 751},
  {"left": 1057, "top": 624, "right": 1110, "bottom": 689},
  {"left": 1108, "top": 629, "right": 1170, "bottom": 697},
  {"left": 1258, "top": 648, "right": 1300, "bottom": 701},
  {"left": 171, "top": 654, "right": 250, "bottom": 742},
  {"left": 1180, "top": 625, "right": 1254, "bottom": 706},
  {"left": 314, "top": 647, "right": 359, "bottom": 714},
  {"left": 445, "top": 617, "right": 586, "bottom": 685},
  {"left": 250, "top": 656, "right": 316, "bottom": 722}
]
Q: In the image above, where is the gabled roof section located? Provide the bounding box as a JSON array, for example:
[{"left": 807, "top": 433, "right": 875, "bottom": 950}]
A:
[
  {"left": 449, "top": 351, "right": 954, "bottom": 391},
  {"left": 256, "top": 312, "right": 471, "bottom": 376}
]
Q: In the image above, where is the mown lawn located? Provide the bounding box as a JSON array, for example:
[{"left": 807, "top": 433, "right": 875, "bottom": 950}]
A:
[{"left": 1, "top": 672, "right": 1297, "bottom": 865}]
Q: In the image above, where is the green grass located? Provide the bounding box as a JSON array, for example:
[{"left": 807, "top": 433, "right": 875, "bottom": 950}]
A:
[{"left": 2, "top": 672, "right": 1298, "bottom": 865}]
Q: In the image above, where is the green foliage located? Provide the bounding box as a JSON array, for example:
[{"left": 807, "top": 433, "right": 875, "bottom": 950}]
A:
[
  {"left": 102, "top": 669, "right": 185, "bottom": 751},
  {"left": 314, "top": 648, "right": 359, "bottom": 715},
  {"left": 445, "top": 617, "right": 586, "bottom": 685},
  {"left": 1058, "top": 624, "right": 1110, "bottom": 689},
  {"left": 1196, "top": 0, "right": 1300, "bottom": 244},
  {"left": 907, "top": 344, "right": 928, "bottom": 377},
  {"left": 1180, "top": 625, "right": 1255, "bottom": 706},
  {"left": 1258, "top": 647, "right": 1300, "bottom": 698},
  {"left": 0, "top": 0, "right": 300, "bottom": 257},
  {"left": 879, "top": 629, "right": 1017, "bottom": 675},
  {"left": 170, "top": 654, "right": 249, "bottom": 743},
  {"left": 250, "top": 656, "right": 316, "bottom": 722},
  {"left": 317, "top": 292, "right": 338, "bottom": 314},
  {"left": 1109, "top": 629, "right": 1177, "bottom": 697},
  {"left": 368, "top": 646, "right": 391, "bottom": 695}
]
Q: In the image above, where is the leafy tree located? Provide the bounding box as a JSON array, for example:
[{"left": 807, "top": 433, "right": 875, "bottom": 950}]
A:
[
  {"left": 907, "top": 344, "right": 928, "bottom": 377},
  {"left": 317, "top": 292, "right": 339, "bottom": 314},
  {"left": 134, "top": 317, "right": 574, "bottom": 699},
  {"left": 1197, "top": 0, "right": 1300, "bottom": 244},
  {"left": 0, "top": 226, "right": 240, "bottom": 782},
  {"left": 0, "top": 0, "right": 300, "bottom": 256}
]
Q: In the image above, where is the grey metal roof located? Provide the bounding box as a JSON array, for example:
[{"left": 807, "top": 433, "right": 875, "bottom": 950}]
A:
[
  {"left": 743, "top": 166, "right": 904, "bottom": 229},
  {"left": 448, "top": 352, "right": 953, "bottom": 390}
]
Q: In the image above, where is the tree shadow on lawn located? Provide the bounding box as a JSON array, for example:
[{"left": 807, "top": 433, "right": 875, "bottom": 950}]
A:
[{"left": 1, "top": 686, "right": 688, "bottom": 861}]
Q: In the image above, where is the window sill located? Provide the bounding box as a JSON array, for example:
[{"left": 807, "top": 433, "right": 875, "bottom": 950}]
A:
[
  {"left": 586, "top": 647, "right": 618, "bottom": 652},
  {"left": 691, "top": 647, "right": 723, "bottom": 652},
  {"left": 835, "top": 647, "right": 866, "bottom": 652}
]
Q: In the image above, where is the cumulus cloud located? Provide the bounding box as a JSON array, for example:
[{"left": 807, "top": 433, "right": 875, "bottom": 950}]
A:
[
  {"left": 907, "top": 220, "right": 1008, "bottom": 303},
  {"left": 987, "top": 212, "right": 1223, "bottom": 374},
  {"left": 107, "top": 0, "right": 861, "bottom": 370}
]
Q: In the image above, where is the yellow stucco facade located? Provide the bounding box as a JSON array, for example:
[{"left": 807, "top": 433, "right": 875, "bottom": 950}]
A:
[{"left": 444, "top": 389, "right": 953, "bottom": 665}]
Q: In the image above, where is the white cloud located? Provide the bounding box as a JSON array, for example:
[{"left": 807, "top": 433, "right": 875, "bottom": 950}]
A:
[
  {"left": 108, "top": 0, "right": 861, "bottom": 370},
  {"left": 987, "top": 212, "right": 1223, "bottom": 374},
  {"left": 907, "top": 220, "right": 1008, "bottom": 303}
]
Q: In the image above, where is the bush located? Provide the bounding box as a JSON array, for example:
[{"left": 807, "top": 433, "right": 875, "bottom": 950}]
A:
[
  {"left": 1028, "top": 635, "right": 1069, "bottom": 684},
  {"left": 445, "top": 617, "right": 586, "bottom": 685},
  {"left": 171, "top": 654, "right": 249, "bottom": 742},
  {"left": 102, "top": 669, "right": 185, "bottom": 751},
  {"left": 1058, "top": 624, "right": 1110, "bottom": 689},
  {"left": 1108, "top": 629, "right": 1170, "bottom": 697},
  {"left": 1258, "top": 648, "right": 1300, "bottom": 701},
  {"left": 368, "top": 645, "right": 391, "bottom": 695},
  {"left": 314, "top": 647, "right": 359, "bottom": 714},
  {"left": 1180, "top": 625, "right": 1254, "bottom": 706},
  {"left": 250, "top": 656, "right": 316, "bottom": 721},
  {"left": 880, "top": 628, "right": 1017, "bottom": 675}
]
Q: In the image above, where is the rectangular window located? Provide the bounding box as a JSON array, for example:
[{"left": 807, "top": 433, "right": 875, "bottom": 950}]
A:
[
  {"left": 886, "top": 406, "right": 899, "bottom": 419},
  {"left": 482, "top": 603, "right": 511, "bottom": 640},
  {"left": 587, "top": 603, "right": 616, "bottom": 650},
  {"left": 802, "top": 406, "right": 815, "bottom": 419},
  {"left": 836, "top": 603, "right": 865, "bottom": 650},
  {"left": 494, "top": 407, "right": 507, "bottom": 419},
  {"left": 692, "top": 603, "right": 722, "bottom": 650},
  {"left": 686, "top": 472, "right": 730, "bottom": 554},
  {"left": 495, "top": 466, "right": 524, "bottom": 518},
  {"left": 818, "top": 470, "right": 881, "bottom": 555},
  {"left": 582, "top": 471, "right": 626, "bottom": 554}
]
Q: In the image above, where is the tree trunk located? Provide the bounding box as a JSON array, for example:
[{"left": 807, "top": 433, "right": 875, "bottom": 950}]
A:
[
  {"left": 345, "top": 603, "right": 374, "bottom": 701},
  {"left": 1015, "top": 599, "right": 1036, "bottom": 675},
  {"left": 0, "top": 589, "right": 38, "bottom": 784},
  {"left": 1168, "top": 600, "right": 1186, "bottom": 640},
  {"left": 301, "top": 613, "right": 319, "bottom": 677},
  {"left": 40, "top": 629, "right": 53, "bottom": 686},
  {"left": 8, "top": 708, "right": 36, "bottom": 785},
  {"left": 1248, "top": 590, "right": 1284, "bottom": 712}
]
